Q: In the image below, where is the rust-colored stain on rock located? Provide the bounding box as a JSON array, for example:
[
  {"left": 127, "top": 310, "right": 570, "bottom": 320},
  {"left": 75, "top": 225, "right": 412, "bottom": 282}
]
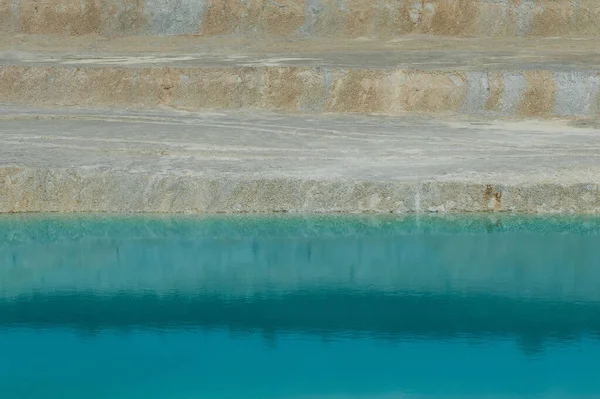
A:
[
  {"left": 494, "top": 191, "right": 503, "bottom": 211},
  {"left": 484, "top": 184, "right": 503, "bottom": 211},
  {"left": 484, "top": 184, "right": 493, "bottom": 201}
]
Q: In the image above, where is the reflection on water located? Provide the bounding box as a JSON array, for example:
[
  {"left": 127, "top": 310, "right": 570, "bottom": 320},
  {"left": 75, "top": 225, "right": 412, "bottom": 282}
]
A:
[{"left": 1, "top": 214, "right": 600, "bottom": 398}]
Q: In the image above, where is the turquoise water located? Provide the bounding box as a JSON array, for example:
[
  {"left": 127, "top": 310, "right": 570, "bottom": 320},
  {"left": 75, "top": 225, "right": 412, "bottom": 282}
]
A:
[{"left": 1, "top": 214, "right": 600, "bottom": 399}]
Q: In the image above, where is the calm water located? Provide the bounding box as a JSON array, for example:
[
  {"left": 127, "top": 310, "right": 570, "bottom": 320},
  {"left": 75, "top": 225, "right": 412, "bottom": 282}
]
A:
[{"left": 1, "top": 214, "right": 600, "bottom": 399}]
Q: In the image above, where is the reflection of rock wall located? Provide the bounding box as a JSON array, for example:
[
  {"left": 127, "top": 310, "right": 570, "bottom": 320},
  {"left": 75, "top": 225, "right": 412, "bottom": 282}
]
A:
[
  {"left": 1, "top": 216, "right": 599, "bottom": 301},
  {"left": 1, "top": 0, "right": 599, "bottom": 37},
  {"left": 3, "top": 287, "right": 600, "bottom": 349}
]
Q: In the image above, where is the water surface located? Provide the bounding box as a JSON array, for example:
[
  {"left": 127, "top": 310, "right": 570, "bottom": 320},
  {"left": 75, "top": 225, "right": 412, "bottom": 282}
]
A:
[{"left": 1, "top": 214, "right": 600, "bottom": 399}]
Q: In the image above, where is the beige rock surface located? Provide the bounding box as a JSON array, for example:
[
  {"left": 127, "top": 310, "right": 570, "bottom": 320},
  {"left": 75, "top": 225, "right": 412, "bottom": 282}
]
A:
[
  {"left": 1, "top": 36, "right": 599, "bottom": 118},
  {"left": 1, "top": 0, "right": 599, "bottom": 37},
  {"left": 1, "top": 107, "right": 600, "bottom": 214},
  {"left": 2, "top": 3, "right": 599, "bottom": 215}
]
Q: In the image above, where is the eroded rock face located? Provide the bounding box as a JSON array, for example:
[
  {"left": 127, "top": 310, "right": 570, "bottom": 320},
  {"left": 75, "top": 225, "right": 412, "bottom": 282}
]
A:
[
  {"left": 1, "top": 0, "right": 599, "bottom": 37},
  {"left": 1, "top": 64, "right": 599, "bottom": 117},
  {"left": 1, "top": 109, "right": 600, "bottom": 214},
  {"left": 3, "top": 166, "right": 600, "bottom": 214}
]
